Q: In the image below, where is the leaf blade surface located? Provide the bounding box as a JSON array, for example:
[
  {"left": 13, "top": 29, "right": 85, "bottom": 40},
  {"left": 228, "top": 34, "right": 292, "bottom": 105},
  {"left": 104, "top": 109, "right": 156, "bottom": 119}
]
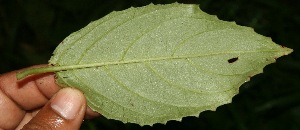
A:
[{"left": 16, "top": 3, "right": 293, "bottom": 125}]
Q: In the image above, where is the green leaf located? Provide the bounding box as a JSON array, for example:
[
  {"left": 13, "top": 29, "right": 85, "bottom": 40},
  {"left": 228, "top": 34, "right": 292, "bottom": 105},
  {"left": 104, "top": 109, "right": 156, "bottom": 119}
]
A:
[{"left": 17, "top": 3, "right": 292, "bottom": 125}]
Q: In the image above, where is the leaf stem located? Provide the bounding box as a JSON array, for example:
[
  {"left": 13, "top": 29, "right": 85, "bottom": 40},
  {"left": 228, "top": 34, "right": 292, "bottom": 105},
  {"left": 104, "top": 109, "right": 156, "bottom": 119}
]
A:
[
  {"left": 16, "top": 63, "right": 111, "bottom": 80},
  {"left": 16, "top": 65, "right": 88, "bottom": 80},
  {"left": 16, "top": 66, "right": 58, "bottom": 80}
]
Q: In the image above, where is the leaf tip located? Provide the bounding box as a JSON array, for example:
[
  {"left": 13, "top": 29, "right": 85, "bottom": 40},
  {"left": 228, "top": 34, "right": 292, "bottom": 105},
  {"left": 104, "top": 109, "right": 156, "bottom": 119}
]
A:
[{"left": 282, "top": 46, "right": 293, "bottom": 55}]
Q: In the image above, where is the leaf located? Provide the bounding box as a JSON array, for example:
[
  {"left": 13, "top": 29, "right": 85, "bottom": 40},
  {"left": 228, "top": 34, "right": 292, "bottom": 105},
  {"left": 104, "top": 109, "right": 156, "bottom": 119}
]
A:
[{"left": 16, "top": 3, "right": 293, "bottom": 125}]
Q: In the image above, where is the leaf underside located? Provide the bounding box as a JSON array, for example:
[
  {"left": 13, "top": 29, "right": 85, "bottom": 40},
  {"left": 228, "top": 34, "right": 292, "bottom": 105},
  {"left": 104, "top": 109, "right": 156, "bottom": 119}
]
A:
[{"left": 17, "top": 3, "right": 292, "bottom": 125}]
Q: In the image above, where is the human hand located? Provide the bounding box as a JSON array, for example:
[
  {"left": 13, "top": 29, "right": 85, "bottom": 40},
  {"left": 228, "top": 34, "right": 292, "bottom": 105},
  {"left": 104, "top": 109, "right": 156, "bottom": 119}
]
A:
[{"left": 0, "top": 65, "right": 99, "bottom": 130}]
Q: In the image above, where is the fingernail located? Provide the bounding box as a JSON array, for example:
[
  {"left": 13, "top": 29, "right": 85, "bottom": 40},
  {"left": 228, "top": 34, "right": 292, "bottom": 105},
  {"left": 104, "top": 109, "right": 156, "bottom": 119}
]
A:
[{"left": 51, "top": 88, "right": 83, "bottom": 120}]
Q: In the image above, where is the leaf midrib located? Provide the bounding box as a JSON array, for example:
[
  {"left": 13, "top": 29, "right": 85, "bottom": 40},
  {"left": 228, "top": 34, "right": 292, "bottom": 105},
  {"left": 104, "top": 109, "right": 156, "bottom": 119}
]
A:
[
  {"left": 18, "top": 47, "right": 288, "bottom": 80},
  {"left": 17, "top": 49, "right": 279, "bottom": 78}
]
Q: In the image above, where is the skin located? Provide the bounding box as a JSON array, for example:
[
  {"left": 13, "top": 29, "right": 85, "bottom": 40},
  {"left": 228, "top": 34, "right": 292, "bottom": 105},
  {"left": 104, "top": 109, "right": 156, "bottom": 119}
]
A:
[{"left": 0, "top": 65, "right": 99, "bottom": 130}]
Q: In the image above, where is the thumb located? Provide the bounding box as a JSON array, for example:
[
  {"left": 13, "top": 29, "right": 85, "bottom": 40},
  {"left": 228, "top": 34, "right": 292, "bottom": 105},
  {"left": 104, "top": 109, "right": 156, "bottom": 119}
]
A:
[{"left": 22, "top": 88, "right": 86, "bottom": 130}]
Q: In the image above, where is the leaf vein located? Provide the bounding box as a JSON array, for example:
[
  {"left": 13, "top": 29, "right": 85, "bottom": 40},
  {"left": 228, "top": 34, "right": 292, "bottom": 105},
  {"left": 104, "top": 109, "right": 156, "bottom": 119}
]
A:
[
  {"left": 78, "top": 6, "right": 186, "bottom": 64},
  {"left": 143, "top": 62, "right": 205, "bottom": 95},
  {"left": 171, "top": 27, "right": 233, "bottom": 56},
  {"left": 120, "top": 17, "right": 204, "bottom": 61},
  {"left": 70, "top": 68, "right": 156, "bottom": 117},
  {"left": 102, "top": 66, "right": 182, "bottom": 109},
  {"left": 185, "top": 58, "right": 241, "bottom": 93},
  {"left": 56, "top": 11, "right": 126, "bottom": 62}
]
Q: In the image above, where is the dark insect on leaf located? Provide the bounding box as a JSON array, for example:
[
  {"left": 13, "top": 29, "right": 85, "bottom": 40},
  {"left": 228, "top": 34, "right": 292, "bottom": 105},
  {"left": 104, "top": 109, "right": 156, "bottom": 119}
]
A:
[{"left": 228, "top": 57, "right": 239, "bottom": 63}]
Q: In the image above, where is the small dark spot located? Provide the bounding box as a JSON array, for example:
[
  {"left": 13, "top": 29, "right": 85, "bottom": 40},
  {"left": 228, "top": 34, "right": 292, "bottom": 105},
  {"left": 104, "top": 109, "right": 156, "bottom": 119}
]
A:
[
  {"left": 265, "top": 58, "right": 269, "bottom": 62},
  {"left": 228, "top": 57, "right": 239, "bottom": 63}
]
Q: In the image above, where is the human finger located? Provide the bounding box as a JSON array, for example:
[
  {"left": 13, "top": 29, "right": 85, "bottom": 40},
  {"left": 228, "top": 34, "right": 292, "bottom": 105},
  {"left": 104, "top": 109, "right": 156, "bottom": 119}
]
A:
[
  {"left": 0, "top": 65, "right": 60, "bottom": 110},
  {"left": 0, "top": 65, "right": 60, "bottom": 129},
  {"left": 22, "top": 88, "right": 86, "bottom": 130}
]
